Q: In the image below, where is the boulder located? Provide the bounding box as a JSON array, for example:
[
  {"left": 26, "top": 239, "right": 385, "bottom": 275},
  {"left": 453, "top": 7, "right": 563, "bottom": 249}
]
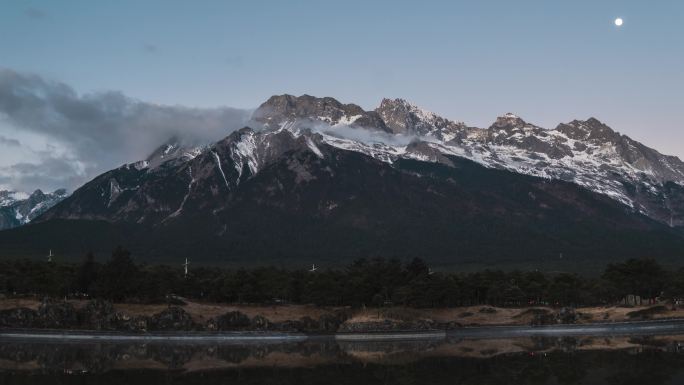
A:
[
  {"left": 250, "top": 315, "right": 271, "bottom": 330},
  {"left": 77, "top": 300, "right": 117, "bottom": 330},
  {"left": 38, "top": 300, "right": 78, "bottom": 328},
  {"left": 557, "top": 307, "right": 578, "bottom": 324},
  {"left": 115, "top": 314, "right": 150, "bottom": 332},
  {"left": 266, "top": 319, "right": 295, "bottom": 332},
  {"left": 318, "top": 311, "right": 348, "bottom": 333},
  {"left": 211, "top": 311, "right": 251, "bottom": 331},
  {"left": 514, "top": 308, "right": 555, "bottom": 325},
  {"left": 0, "top": 307, "right": 39, "bottom": 328},
  {"left": 338, "top": 318, "right": 437, "bottom": 333},
  {"left": 149, "top": 307, "right": 195, "bottom": 331},
  {"left": 297, "top": 316, "right": 320, "bottom": 332}
]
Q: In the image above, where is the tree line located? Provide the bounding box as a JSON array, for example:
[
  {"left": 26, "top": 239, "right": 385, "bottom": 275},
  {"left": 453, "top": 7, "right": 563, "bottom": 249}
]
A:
[{"left": 1, "top": 246, "right": 683, "bottom": 308}]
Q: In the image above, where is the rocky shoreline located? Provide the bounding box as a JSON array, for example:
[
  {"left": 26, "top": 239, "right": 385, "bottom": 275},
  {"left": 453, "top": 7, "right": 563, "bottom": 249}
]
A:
[
  {"left": 0, "top": 300, "right": 477, "bottom": 333},
  {"left": 0, "top": 300, "right": 356, "bottom": 333},
  {"left": 1, "top": 299, "right": 450, "bottom": 333},
  {"left": 0, "top": 299, "right": 678, "bottom": 334}
]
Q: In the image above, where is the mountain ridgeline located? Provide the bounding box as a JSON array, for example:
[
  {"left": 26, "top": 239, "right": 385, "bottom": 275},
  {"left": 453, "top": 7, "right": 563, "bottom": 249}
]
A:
[
  {"left": 0, "top": 189, "right": 68, "bottom": 230},
  {"left": 1, "top": 94, "right": 683, "bottom": 271}
]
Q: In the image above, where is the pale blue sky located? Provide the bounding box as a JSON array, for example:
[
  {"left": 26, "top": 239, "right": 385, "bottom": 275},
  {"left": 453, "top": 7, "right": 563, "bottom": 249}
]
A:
[{"left": 0, "top": 0, "right": 683, "bottom": 190}]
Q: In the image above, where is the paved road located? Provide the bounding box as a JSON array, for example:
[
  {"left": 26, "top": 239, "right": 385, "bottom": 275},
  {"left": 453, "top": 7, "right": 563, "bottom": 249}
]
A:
[
  {"left": 0, "top": 330, "right": 308, "bottom": 343},
  {"left": 448, "top": 319, "right": 684, "bottom": 339},
  {"left": 2, "top": 319, "right": 684, "bottom": 343}
]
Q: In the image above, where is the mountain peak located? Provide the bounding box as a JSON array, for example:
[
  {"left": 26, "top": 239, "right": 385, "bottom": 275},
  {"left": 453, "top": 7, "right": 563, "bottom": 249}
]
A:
[
  {"left": 585, "top": 117, "right": 604, "bottom": 126},
  {"left": 30, "top": 189, "right": 45, "bottom": 199},
  {"left": 0, "top": 188, "right": 68, "bottom": 230},
  {"left": 375, "top": 98, "right": 464, "bottom": 137},
  {"left": 491, "top": 113, "right": 528, "bottom": 129},
  {"left": 378, "top": 98, "right": 437, "bottom": 120},
  {"left": 556, "top": 117, "right": 618, "bottom": 142},
  {"left": 252, "top": 94, "right": 388, "bottom": 132},
  {"left": 146, "top": 136, "right": 204, "bottom": 168},
  {"left": 379, "top": 97, "right": 412, "bottom": 109},
  {"left": 253, "top": 94, "right": 361, "bottom": 122}
]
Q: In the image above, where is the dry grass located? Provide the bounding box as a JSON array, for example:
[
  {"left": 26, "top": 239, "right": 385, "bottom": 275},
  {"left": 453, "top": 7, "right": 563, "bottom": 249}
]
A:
[
  {"left": 2, "top": 298, "right": 684, "bottom": 326},
  {"left": 422, "top": 306, "right": 542, "bottom": 325},
  {"left": 0, "top": 298, "right": 42, "bottom": 311},
  {"left": 112, "top": 303, "right": 168, "bottom": 317},
  {"left": 180, "top": 302, "right": 336, "bottom": 323},
  {"left": 0, "top": 359, "right": 41, "bottom": 371},
  {"left": 575, "top": 305, "right": 684, "bottom": 323},
  {"left": 114, "top": 301, "right": 337, "bottom": 323}
]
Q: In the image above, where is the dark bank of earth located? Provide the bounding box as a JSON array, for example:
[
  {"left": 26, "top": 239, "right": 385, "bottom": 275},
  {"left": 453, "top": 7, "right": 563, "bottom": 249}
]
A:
[
  {"left": 2, "top": 299, "right": 679, "bottom": 333},
  {"left": 0, "top": 300, "right": 349, "bottom": 333}
]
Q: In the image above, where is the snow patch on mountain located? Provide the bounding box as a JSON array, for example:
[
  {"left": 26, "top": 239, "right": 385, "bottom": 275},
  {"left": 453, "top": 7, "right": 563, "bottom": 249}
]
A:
[
  {"left": 230, "top": 130, "right": 259, "bottom": 177},
  {"left": 212, "top": 151, "right": 230, "bottom": 188},
  {"left": 0, "top": 189, "right": 69, "bottom": 230},
  {"left": 247, "top": 95, "right": 684, "bottom": 225},
  {"left": 80, "top": 94, "right": 683, "bottom": 228}
]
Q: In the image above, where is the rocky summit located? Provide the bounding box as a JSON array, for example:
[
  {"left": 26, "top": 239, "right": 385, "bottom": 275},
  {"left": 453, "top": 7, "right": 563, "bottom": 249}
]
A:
[
  {"left": 253, "top": 94, "right": 684, "bottom": 228},
  {"left": 1, "top": 94, "right": 683, "bottom": 269},
  {"left": 0, "top": 189, "right": 68, "bottom": 230}
]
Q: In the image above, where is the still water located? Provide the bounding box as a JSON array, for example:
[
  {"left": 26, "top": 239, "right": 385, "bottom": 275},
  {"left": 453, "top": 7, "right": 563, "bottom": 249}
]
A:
[{"left": 2, "top": 334, "right": 684, "bottom": 384}]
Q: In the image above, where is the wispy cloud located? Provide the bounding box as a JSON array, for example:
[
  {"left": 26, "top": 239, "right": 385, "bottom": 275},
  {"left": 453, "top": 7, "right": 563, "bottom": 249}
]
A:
[
  {"left": 24, "top": 7, "right": 47, "bottom": 20},
  {"left": 0, "top": 135, "right": 20, "bottom": 147},
  {"left": 143, "top": 43, "right": 159, "bottom": 54},
  {"left": 0, "top": 68, "right": 252, "bottom": 191},
  {"left": 311, "top": 122, "right": 418, "bottom": 147},
  {"left": 225, "top": 55, "right": 244, "bottom": 69}
]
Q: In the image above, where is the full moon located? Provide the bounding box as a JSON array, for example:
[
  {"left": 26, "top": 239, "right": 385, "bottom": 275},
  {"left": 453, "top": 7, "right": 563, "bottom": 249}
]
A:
[{"left": 615, "top": 18, "right": 623, "bottom": 26}]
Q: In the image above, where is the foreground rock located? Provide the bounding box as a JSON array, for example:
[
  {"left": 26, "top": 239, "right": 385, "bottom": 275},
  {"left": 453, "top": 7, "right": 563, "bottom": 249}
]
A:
[
  {"left": 149, "top": 307, "right": 197, "bottom": 331},
  {"left": 338, "top": 319, "right": 440, "bottom": 333},
  {"left": 0, "top": 301, "right": 351, "bottom": 333},
  {"left": 0, "top": 307, "right": 40, "bottom": 328},
  {"left": 1, "top": 301, "right": 678, "bottom": 333}
]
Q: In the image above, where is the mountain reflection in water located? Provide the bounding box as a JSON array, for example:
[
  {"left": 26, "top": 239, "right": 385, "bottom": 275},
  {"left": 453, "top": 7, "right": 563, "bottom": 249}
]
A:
[{"left": 2, "top": 335, "right": 684, "bottom": 384}]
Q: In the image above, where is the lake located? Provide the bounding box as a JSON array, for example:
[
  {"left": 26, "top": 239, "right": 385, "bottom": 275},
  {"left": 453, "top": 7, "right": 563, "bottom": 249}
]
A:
[{"left": 2, "top": 333, "right": 684, "bottom": 384}]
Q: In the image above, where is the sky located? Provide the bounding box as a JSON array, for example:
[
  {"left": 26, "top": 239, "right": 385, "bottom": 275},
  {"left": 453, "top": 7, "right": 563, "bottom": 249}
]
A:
[{"left": 0, "top": 0, "right": 683, "bottom": 191}]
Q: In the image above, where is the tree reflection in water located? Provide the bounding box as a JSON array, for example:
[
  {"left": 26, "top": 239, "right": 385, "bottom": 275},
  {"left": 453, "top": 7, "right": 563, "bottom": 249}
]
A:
[{"left": 1, "top": 336, "right": 684, "bottom": 385}]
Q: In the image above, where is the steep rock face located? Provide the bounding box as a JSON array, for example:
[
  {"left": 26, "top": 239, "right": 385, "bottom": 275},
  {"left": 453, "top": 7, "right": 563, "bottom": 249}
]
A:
[
  {"left": 38, "top": 127, "right": 325, "bottom": 225},
  {"left": 8, "top": 94, "right": 684, "bottom": 269},
  {"left": 0, "top": 189, "right": 68, "bottom": 230},
  {"left": 258, "top": 95, "right": 684, "bottom": 226},
  {"left": 375, "top": 98, "right": 468, "bottom": 140},
  {"left": 9, "top": 94, "right": 684, "bottom": 229},
  {"left": 145, "top": 137, "right": 205, "bottom": 169},
  {"left": 486, "top": 113, "right": 574, "bottom": 160},
  {"left": 16, "top": 134, "right": 684, "bottom": 269},
  {"left": 253, "top": 94, "right": 389, "bottom": 132},
  {"left": 556, "top": 118, "right": 684, "bottom": 183}
]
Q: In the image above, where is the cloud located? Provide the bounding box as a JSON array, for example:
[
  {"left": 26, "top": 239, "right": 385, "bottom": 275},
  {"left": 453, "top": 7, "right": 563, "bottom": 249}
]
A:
[
  {"left": 0, "top": 135, "right": 20, "bottom": 147},
  {"left": 0, "top": 68, "right": 252, "bottom": 192},
  {"left": 143, "top": 43, "right": 159, "bottom": 54},
  {"left": 225, "top": 55, "right": 244, "bottom": 69},
  {"left": 24, "top": 7, "right": 47, "bottom": 19},
  {"left": 0, "top": 158, "right": 83, "bottom": 192},
  {"left": 312, "top": 123, "right": 418, "bottom": 147}
]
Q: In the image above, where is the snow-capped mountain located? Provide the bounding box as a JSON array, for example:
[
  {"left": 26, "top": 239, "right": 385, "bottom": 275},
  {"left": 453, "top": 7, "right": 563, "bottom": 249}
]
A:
[
  {"left": 250, "top": 95, "right": 684, "bottom": 227},
  {"left": 0, "top": 189, "right": 68, "bottom": 230},
  {"left": 12, "top": 94, "right": 683, "bottom": 268},
  {"left": 35, "top": 94, "right": 684, "bottom": 228}
]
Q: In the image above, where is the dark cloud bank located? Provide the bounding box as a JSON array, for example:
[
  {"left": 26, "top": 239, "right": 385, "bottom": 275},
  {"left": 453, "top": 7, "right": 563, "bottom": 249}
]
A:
[
  {"left": 0, "top": 136, "right": 21, "bottom": 147},
  {"left": 0, "top": 68, "right": 251, "bottom": 192}
]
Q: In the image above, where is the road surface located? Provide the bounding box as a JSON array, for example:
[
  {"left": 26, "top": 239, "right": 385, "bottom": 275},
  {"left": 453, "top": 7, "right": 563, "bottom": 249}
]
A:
[{"left": 2, "top": 319, "right": 684, "bottom": 343}]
